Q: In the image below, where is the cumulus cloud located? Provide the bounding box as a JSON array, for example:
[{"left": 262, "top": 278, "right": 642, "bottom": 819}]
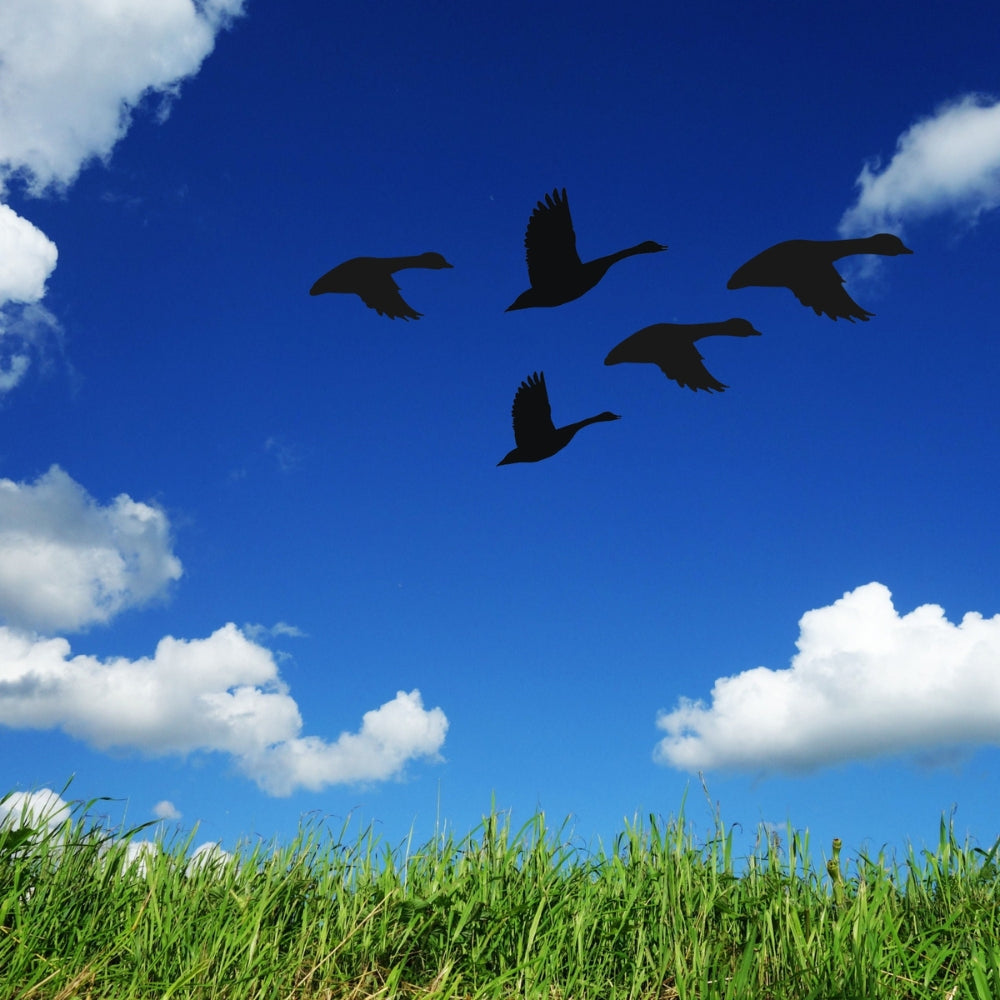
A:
[
  {"left": 0, "top": 788, "right": 72, "bottom": 831},
  {"left": 120, "top": 839, "right": 161, "bottom": 876},
  {"left": 0, "top": 205, "right": 58, "bottom": 304},
  {"left": 123, "top": 839, "right": 235, "bottom": 878},
  {"left": 0, "top": 790, "right": 224, "bottom": 878},
  {"left": 840, "top": 94, "right": 1000, "bottom": 237},
  {"left": 186, "top": 841, "right": 235, "bottom": 874},
  {"left": 654, "top": 582, "right": 1000, "bottom": 774},
  {"left": 153, "top": 800, "right": 182, "bottom": 821},
  {"left": 0, "top": 226, "right": 61, "bottom": 392},
  {"left": 0, "top": 0, "right": 245, "bottom": 385},
  {"left": 0, "top": 0, "right": 245, "bottom": 196},
  {"left": 248, "top": 688, "right": 451, "bottom": 795},
  {"left": 0, "top": 623, "right": 449, "bottom": 796},
  {"left": 0, "top": 207, "right": 60, "bottom": 393},
  {"left": 0, "top": 465, "right": 183, "bottom": 632}
]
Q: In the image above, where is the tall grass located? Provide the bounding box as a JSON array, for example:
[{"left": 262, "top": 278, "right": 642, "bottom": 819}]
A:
[{"left": 1, "top": 788, "right": 998, "bottom": 999}]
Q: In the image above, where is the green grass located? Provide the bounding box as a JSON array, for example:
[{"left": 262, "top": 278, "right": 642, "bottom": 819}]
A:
[{"left": 1, "top": 786, "right": 998, "bottom": 1000}]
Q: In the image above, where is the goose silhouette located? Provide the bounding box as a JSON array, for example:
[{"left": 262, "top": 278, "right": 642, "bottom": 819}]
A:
[
  {"left": 309, "top": 252, "right": 453, "bottom": 320},
  {"left": 498, "top": 372, "right": 620, "bottom": 465},
  {"left": 727, "top": 234, "right": 912, "bottom": 322},
  {"left": 604, "top": 319, "right": 763, "bottom": 392},
  {"left": 506, "top": 188, "right": 667, "bottom": 311}
]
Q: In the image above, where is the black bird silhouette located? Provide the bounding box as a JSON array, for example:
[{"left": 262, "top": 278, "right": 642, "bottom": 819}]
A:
[
  {"left": 309, "top": 252, "right": 453, "bottom": 320},
  {"left": 727, "top": 234, "right": 912, "bottom": 322},
  {"left": 506, "top": 188, "right": 667, "bottom": 311},
  {"left": 604, "top": 319, "right": 763, "bottom": 392},
  {"left": 497, "top": 372, "right": 621, "bottom": 465}
]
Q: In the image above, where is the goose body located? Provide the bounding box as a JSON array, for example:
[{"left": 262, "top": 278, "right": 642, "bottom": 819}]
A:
[
  {"left": 497, "top": 371, "right": 620, "bottom": 465},
  {"left": 506, "top": 189, "right": 667, "bottom": 311},
  {"left": 310, "top": 252, "right": 453, "bottom": 320},
  {"left": 727, "top": 234, "right": 912, "bottom": 322},
  {"left": 604, "top": 318, "right": 763, "bottom": 392}
]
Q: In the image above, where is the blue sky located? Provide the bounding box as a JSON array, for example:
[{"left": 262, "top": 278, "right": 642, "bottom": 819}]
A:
[{"left": 2, "top": 0, "right": 1000, "bottom": 867}]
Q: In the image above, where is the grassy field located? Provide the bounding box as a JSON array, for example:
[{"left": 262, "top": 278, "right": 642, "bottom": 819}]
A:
[{"left": 1, "top": 788, "right": 998, "bottom": 1000}]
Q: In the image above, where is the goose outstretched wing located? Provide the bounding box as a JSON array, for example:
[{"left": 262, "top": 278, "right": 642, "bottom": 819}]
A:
[
  {"left": 790, "top": 270, "right": 872, "bottom": 322},
  {"left": 510, "top": 371, "right": 555, "bottom": 449},
  {"left": 355, "top": 275, "right": 422, "bottom": 320},
  {"left": 523, "top": 188, "right": 582, "bottom": 289},
  {"left": 659, "top": 347, "right": 727, "bottom": 392}
]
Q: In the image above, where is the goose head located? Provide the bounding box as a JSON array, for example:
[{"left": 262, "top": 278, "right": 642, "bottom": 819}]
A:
[
  {"left": 868, "top": 234, "right": 913, "bottom": 256},
  {"left": 417, "top": 252, "right": 454, "bottom": 269},
  {"left": 720, "top": 318, "right": 764, "bottom": 337}
]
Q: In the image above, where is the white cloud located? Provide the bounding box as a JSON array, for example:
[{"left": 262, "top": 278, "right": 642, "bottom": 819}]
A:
[
  {"left": 0, "top": 791, "right": 223, "bottom": 880},
  {"left": 0, "top": 351, "right": 31, "bottom": 394},
  {"left": 243, "top": 621, "right": 307, "bottom": 643},
  {"left": 271, "top": 622, "right": 305, "bottom": 638},
  {"left": 654, "top": 582, "right": 1000, "bottom": 774},
  {"left": 186, "top": 841, "right": 234, "bottom": 874},
  {"left": 121, "top": 839, "right": 161, "bottom": 876},
  {"left": 0, "top": 204, "right": 60, "bottom": 393},
  {"left": 0, "top": 788, "right": 72, "bottom": 831},
  {"left": 0, "top": 623, "right": 449, "bottom": 796},
  {"left": 121, "top": 838, "right": 230, "bottom": 877},
  {"left": 124, "top": 839, "right": 235, "bottom": 878},
  {"left": 0, "top": 0, "right": 245, "bottom": 387},
  {"left": 153, "top": 800, "right": 182, "bottom": 821},
  {"left": 0, "top": 465, "right": 183, "bottom": 632},
  {"left": 0, "top": 205, "right": 58, "bottom": 304},
  {"left": 0, "top": 302, "right": 63, "bottom": 395},
  {"left": 0, "top": 0, "right": 245, "bottom": 196},
  {"left": 840, "top": 94, "right": 1000, "bottom": 237},
  {"left": 248, "top": 689, "right": 451, "bottom": 795}
]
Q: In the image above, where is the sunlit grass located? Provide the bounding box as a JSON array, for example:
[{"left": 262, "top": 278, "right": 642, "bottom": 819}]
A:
[{"left": 1, "top": 786, "right": 998, "bottom": 999}]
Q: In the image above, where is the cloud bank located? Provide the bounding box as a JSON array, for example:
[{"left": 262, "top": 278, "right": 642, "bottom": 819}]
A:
[
  {"left": 654, "top": 582, "right": 1000, "bottom": 774},
  {"left": 840, "top": 94, "right": 1000, "bottom": 237},
  {"left": 0, "top": 465, "right": 183, "bottom": 633},
  {"left": 0, "top": 790, "right": 226, "bottom": 877},
  {"left": 0, "top": 0, "right": 245, "bottom": 389},
  {"left": 0, "top": 623, "right": 448, "bottom": 795},
  {"left": 0, "top": 464, "right": 446, "bottom": 794}
]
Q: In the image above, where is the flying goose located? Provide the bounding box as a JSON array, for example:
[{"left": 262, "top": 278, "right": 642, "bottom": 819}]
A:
[
  {"left": 604, "top": 319, "right": 763, "bottom": 392},
  {"left": 310, "top": 252, "right": 453, "bottom": 319},
  {"left": 506, "top": 188, "right": 667, "bottom": 311},
  {"left": 498, "top": 372, "right": 620, "bottom": 464},
  {"left": 727, "top": 234, "right": 912, "bottom": 322}
]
